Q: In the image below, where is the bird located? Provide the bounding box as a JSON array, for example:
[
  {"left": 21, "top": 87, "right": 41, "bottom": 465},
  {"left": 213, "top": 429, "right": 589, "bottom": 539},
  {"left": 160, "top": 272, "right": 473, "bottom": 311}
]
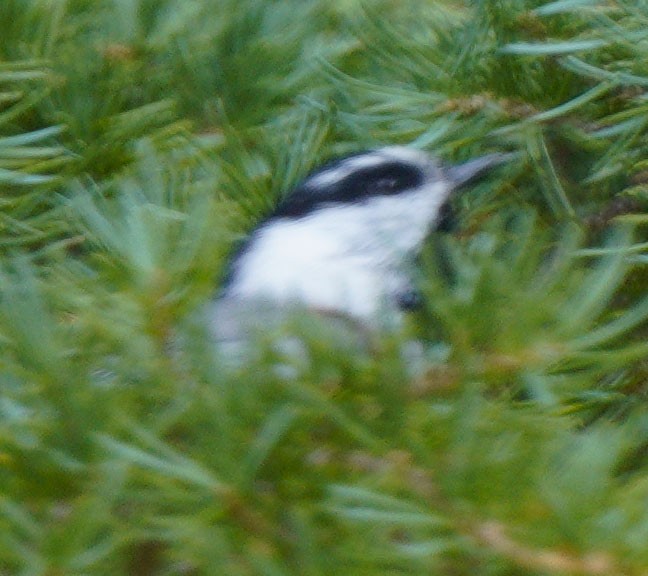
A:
[{"left": 210, "top": 146, "right": 509, "bottom": 364}]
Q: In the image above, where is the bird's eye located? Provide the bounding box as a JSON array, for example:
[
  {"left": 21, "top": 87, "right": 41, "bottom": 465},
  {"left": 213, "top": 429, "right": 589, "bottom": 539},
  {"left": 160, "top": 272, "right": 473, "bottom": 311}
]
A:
[{"left": 374, "top": 177, "right": 400, "bottom": 193}]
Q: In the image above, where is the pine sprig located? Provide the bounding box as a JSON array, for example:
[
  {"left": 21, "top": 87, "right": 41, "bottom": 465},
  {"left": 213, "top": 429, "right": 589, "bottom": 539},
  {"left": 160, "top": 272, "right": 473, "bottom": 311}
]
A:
[
  {"left": 0, "top": 60, "right": 74, "bottom": 249},
  {"left": 0, "top": 1, "right": 647, "bottom": 575}
]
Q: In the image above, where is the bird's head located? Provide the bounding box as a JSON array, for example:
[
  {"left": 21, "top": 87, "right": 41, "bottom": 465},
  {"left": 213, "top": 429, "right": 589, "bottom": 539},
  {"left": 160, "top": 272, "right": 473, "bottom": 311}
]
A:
[{"left": 266, "top": 146, "right": 510, "bottom": 257}]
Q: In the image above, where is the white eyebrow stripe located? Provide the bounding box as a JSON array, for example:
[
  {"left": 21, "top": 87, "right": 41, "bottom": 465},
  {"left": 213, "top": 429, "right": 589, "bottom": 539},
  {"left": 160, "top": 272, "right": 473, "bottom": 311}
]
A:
[
  {"left": 305, "top": 147, "right": 432, "bottom": 190},
  {"left": 306, "top": 153, "right": 388, "bottom": 188},
  {"left": 379, "top": 146, "right": 429, "bottom": 164}
]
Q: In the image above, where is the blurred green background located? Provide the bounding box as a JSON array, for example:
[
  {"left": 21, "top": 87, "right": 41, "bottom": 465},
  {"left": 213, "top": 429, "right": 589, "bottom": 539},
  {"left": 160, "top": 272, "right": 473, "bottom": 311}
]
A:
[{"left": 0, "top": 1, "right": 647, "bottom": 574}]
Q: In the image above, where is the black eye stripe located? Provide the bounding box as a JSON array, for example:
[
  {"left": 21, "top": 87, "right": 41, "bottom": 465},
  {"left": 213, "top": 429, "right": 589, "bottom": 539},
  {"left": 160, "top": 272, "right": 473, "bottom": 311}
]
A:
[
  {"left": 348, "top": 162, "right": 422, "bottom": 195},
  {"left": 274, "top": 161, "right": 425, "bottom": 218}
]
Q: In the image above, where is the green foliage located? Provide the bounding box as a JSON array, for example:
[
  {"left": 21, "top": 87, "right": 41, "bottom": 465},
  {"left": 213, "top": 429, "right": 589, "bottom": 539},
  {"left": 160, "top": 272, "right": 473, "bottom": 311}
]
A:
[
  {"left": 0, "top": 60, "right": 73, "bottom": 249},
  {"left": 417, "top": 212, "right": 648, "bottom": 400},
  {"left": 0, "top": 0, "right": 647, "bottom": 575}
]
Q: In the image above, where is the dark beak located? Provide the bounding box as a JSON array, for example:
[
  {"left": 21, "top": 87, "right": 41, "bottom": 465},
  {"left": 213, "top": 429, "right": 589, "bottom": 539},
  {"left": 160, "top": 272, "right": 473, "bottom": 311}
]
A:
[{"left": 445, "top": 152, "right": 516, "bottom": 189}]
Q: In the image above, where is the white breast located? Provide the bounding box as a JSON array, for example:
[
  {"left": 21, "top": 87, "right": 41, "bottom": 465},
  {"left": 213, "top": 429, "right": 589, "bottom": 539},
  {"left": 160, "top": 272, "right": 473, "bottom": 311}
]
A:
[
  {"left": 226, "top": 217, "right": 389, "bottom": 319},
  {"left": 224, "top": 181, "right": 450, "bottom": 321}
]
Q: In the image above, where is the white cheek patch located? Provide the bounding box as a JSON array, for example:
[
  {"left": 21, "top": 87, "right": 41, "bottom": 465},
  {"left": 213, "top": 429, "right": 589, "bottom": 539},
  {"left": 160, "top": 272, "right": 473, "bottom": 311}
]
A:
[{"left": 360, "top": 180, "right": 451, "bottom": 254}]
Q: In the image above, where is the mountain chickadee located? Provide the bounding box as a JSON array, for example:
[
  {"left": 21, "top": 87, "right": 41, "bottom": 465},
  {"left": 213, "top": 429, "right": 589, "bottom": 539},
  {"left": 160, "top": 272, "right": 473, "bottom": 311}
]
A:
[{"left": 210, "top": 146, "right": 508, "bottom": 362}]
